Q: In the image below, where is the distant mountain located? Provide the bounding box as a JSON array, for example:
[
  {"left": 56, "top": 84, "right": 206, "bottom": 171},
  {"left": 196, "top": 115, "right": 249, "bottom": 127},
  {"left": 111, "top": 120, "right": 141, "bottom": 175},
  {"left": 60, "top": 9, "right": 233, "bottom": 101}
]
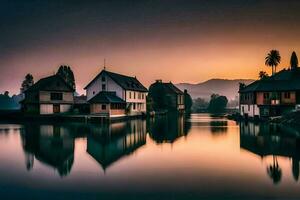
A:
[{"left": 176, "top": 79, "right": 255, "bottom": 100}]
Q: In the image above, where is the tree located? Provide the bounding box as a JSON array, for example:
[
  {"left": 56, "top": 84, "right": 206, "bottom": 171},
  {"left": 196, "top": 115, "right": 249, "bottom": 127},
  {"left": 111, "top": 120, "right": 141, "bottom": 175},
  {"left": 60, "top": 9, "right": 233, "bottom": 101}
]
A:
[
  {"left": 290, "top": 51, "right": 298, "bottom": 70},
  {"left": 265, "top": 50, "right": 281, "bottom": 75},
  {"left": 259, "top": 71, "right": 269, "bottom": 80},
  {"left": 20, "top": 74, "right": 34, "bottom": 93},
  {"left": 207, "top": 94, "right": 228, "bottom": 113},
  {"left": 4, "top": 91, "right": 9, "bottom": 97},
  {"left": 56, "top": 65, "right": 76, "bottom": 90}
]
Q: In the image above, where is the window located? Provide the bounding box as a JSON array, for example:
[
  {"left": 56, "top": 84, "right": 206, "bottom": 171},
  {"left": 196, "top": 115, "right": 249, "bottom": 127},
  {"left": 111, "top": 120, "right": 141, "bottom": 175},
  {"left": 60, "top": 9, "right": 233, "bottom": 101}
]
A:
[
  {"left": 129, "top": 92, "right": 131, "bottom": 99},
  {"left": 142, "top": 94, "right": 144, "bottom": 99},
  {"left": 134, "top": 92, "right": 136, "bottom": 99},
  {"left": 284, "top": 92, "right": 291, "bottom": 99},
  {"left": 50, "top": 93, "right": 63, "bottom": 100},
  {"left": 133, "top": 103, "right": 136, "bottom": 110},
  {"left": 102, "top": 84, "right": 106, "bottom": 90},
  {"left": 93, "top": 91, "right": 95, "bottom": 95},
  {"left": 101, "top": 76, "right": 105, "bottom": 82},
  {"left": 248, "top": 105, "right": 250, "bottom": 111},
  {"left": 263, "top": 93, "right": 269, "bottom": 99},
  {"left": 102, "top": 104, "right": 106, "bottom": 110}
]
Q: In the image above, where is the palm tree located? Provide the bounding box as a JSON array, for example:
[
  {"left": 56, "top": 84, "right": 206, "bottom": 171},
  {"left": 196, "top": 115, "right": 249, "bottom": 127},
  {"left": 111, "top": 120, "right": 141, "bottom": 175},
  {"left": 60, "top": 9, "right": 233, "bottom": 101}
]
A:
[
  {"left": 290, "top": 51, "right": 298, "bottom": 70},
  {"left": 265, "top": 50, "right": 281, "bottom": 75},
  {"left": 258, "top": 71, "right": 268, "bottom": 79},
  {"left": 267, "top": 155, "right": 282, "bottom": 184}
]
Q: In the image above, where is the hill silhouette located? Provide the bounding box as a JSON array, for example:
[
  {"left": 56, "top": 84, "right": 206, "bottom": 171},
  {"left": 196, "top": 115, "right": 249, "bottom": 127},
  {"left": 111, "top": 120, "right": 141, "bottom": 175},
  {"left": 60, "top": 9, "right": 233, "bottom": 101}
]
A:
[{"left": 176, "top": 79, "right": 254, "bottom": 100}]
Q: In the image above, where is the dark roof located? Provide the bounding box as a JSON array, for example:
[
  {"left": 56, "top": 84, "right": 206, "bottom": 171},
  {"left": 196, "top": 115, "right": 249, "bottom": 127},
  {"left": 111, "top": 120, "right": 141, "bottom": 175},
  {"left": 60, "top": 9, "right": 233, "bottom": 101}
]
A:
[
  {"left": 88, "top": 91, "right": 126, "bottom": 104},
  {"left": 150, "top": 81, "right": 184, "bottom": 95},
  {"left": 26, "top": 75, "right": 74, "bottom": 92},
  {"left": 240, "top": 68, "right": 300, "bottom": 93},
  {"left": 84, "top": 69, "right": 148, "bottom": 92}
]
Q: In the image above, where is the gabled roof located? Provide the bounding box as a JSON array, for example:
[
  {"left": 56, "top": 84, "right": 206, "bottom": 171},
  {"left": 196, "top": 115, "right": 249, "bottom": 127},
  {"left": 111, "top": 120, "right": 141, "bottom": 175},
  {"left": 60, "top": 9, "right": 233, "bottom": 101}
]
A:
[
  {"left": 88, "top": 91, "right": 126, "bottom": 104},
  {"left": 26, "top": 75, "right": 74, "bottom": 93},
  {"left": 150, "top": 81, "right": 184, "bottom": 95},
  {"left": 84, "top": 69, "right": 148, "bottom": 92},
  {"left": 240, "top": 68, "right": 300, "bottom": 93}
]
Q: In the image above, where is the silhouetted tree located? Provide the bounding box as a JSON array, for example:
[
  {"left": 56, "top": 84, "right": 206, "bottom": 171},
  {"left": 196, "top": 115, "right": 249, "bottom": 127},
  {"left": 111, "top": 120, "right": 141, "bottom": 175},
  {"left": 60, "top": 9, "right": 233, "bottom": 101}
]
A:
[
  {"left": 265, "top": 50, "right": 281, "bottom": 75},
  {"left": 290, "top": 51, "right": 298, "bottom": 70},
  {"left": 259, "top": 71, "right": 269, "bottom": 80},
  {"left": 191, "top": 97, "right": 208, "bottom": 112},
  {"left": 207, "top": 94, "right": 228, "bottom": 113},
  {"left": 56, "top": 65, "right": 75, "bottom": 90},
  {"left": 20, "top": 74, "right": 34, "bottom": 93},
  {"left": 184, "top": 90, "right": 192, "bottom": 113},
  {"left": 4, "top": 91, "right": 9, "bottom": 97}
]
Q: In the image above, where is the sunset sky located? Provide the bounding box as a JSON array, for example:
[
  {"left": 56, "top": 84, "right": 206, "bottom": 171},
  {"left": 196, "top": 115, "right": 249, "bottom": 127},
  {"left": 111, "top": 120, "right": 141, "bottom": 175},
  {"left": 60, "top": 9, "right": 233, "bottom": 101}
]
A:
[{"left": 1, "top": 0, "right": 300, "bottom": 95}]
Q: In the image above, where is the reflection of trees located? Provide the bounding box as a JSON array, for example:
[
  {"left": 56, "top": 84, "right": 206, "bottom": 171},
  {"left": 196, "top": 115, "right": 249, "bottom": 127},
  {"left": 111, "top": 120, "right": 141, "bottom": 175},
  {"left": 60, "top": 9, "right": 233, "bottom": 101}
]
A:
[
  {"left": 267, "top": 156, "right": 282, "bottom": 184},
  {"left": 20, "top": 124, "right": 75, "bottom": 177},
  {"left": 148, "top": 113, "right": 188, "bottom": 143},
  {"left": 210, "top": 121, "right": 228, "bottom": 135},
  {"left": 240, "top": 121, "right": 300, "bottom": 184},
  {"left": 292, "top": 159, "right": 299, "bottom": 181}
]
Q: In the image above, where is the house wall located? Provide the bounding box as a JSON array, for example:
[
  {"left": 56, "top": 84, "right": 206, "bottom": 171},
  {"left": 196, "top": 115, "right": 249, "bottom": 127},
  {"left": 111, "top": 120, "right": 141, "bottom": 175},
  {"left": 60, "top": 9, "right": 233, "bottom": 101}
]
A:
[
  {"left": 240, "top": 104, "right": 259, "bottom": 117},
  {"left": 86, "top": 74, "right": 124, "bottom": 101},
  {"left": 110, "top": 109, "right": 126, "bottom": 117},
  {"left": 40, "top": 104, "right": 53, "bottom": 114},
  {"left": 256, "top": 92, "right": 269, "bottom": 105},
  {"left": 281, "top": 91, "right": 296, "bottom": 105},
  {"left": 39, "top": 91, "right": 73, "bottom": 103},
  {"left": 125, "top": 90, "right": 147, "bottom": 115},
  {"left": 90, "top": 103, "right": 109, "bottom": 114}
]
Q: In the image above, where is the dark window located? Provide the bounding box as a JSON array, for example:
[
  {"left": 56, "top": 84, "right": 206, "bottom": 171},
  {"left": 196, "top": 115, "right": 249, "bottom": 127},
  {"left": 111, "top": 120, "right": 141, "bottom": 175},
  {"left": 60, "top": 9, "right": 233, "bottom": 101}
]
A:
[
  {"left": 129, "top": 92, "right": 131, "bottom": 99},
  {"left": 50, "top": 93, "right": 63, "bottom": 100},
  {"left": 263, "top": 93, "right": 269, "bottom": 99},
  {"left": 101, "top": 76, "right": 105, "bottom": 82},
  {"left": 93, "top": 91, "right": 95, "bottom": 95},
  {"left": 134, "top": 92, "right": 136, "bottom": 99},
  {"left": 102, "top": 104, "right": 106, "bottom": 110},
  {"left": 102, "top": 84, "right": 106, "bottom": 90},
  {"left": 133, "top": 103, "right": 136, "bottom": 110},
  {"left": 284, "top": 92, "right": 291, "bottom": 99}
]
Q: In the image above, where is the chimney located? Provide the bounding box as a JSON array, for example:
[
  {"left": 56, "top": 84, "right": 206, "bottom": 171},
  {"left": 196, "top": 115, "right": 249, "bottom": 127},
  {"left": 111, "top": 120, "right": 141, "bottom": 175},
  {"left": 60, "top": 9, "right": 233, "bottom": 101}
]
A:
[{"left": 156, "top": 79, "right": 162, "bottom": 83}]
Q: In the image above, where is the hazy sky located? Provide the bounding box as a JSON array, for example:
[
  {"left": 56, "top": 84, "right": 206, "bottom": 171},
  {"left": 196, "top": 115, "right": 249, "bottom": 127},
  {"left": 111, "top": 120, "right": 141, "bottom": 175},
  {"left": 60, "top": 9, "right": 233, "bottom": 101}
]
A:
[{"left": 1, "top": 0, "right": 300, "bottom": 94}]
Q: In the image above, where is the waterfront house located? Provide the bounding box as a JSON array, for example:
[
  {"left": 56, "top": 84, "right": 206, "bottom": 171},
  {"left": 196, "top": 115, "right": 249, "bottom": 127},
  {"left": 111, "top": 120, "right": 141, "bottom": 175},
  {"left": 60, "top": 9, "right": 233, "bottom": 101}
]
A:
[
  {"left": 148, "top": 80, "right": 185, "bottom": 112},
  {"left": 21, "top": 75, "right": 74, "bottom": 114},
  {"left": 84, "top": 69, "right": 148, "bottom": 116},
  {"left": 88, "top": 91, "right": 126, "bottom": 117},
  {"left": 239, "top": 68, "right": 300, "bottom": 119}
]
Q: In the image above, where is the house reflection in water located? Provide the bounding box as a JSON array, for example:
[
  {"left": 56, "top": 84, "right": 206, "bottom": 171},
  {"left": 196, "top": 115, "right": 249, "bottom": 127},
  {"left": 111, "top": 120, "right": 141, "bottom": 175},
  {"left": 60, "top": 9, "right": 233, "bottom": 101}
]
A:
[
  {"left": 148, "top": 113, "right": 190, "bottom": 144},
  {"left": 87, "top": 120, "right": 147, "bottom": 171},
  {"left": 240, "top": 122, "right": 300, "bottom": 184},
  {"left": 21, "top": 124, "right": 75, "bottom": 177}
]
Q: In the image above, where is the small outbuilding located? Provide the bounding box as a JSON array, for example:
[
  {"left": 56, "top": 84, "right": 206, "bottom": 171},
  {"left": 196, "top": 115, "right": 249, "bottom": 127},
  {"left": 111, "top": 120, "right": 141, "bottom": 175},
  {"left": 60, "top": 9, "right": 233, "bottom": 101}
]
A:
[{"left": 88, "top": 91, "right": 126, "bottom": 118}]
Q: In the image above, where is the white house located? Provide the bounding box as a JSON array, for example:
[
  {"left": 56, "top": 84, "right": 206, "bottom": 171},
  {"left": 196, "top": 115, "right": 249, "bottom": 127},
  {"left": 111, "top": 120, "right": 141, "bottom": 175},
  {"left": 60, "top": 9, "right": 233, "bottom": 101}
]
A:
[{"left": 84, "top": 69, "right": 148, "bottom": 116}]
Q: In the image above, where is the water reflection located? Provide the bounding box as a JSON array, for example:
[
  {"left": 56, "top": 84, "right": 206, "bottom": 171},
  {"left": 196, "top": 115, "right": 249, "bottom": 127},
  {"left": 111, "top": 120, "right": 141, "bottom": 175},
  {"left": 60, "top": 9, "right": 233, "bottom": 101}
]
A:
[
  {"left": 240, "top": 122, "right": 300, "bottom": 184},
  {"left": 21, "top": 124, "right": 74, "bottom": 177},
  {"left": 87, "top": 120, "right": 147, "bottom": 171},
  {"left": 148, "top": 113, "right": 189, "bottom": 143}
]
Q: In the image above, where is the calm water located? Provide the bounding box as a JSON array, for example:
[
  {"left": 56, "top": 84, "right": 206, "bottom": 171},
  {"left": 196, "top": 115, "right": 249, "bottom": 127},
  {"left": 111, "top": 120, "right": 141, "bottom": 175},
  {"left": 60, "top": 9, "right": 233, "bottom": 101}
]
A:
[{"left": 1, "top": 114, "right": 300, "bottom": 199}]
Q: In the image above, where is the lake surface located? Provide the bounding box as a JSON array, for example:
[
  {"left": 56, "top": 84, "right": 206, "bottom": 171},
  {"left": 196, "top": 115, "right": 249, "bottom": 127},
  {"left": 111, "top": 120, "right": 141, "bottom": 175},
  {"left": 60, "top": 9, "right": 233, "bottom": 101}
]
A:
[{"left": 1, "top": 113, "right": 300, "bottom": 199}]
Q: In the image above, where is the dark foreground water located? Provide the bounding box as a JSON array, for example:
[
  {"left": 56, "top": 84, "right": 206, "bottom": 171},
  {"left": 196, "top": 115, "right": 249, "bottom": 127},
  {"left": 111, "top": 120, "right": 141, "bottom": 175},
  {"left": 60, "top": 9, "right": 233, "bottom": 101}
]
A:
[{"left": 1, "top": 113, "right": 300, "bottom": 199}]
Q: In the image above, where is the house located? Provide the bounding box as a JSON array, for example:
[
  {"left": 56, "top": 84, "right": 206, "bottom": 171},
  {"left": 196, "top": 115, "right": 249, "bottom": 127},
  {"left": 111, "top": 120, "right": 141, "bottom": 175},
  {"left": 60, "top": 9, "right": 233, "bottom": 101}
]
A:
[
  {"left": 148, "top": 80, "right": 185, "bottom": 112},
  {"left": 21, "top": 75, "right": 74, "bottom": 114},
  {"left": 88, "top": 91, "right": 126, "bottom": 117},
  {"left": 239, "top": 68, "right": 300, "bottom": 119},
  {"left": 84, "top": 69, "right": 148, "bottom": 116}
]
